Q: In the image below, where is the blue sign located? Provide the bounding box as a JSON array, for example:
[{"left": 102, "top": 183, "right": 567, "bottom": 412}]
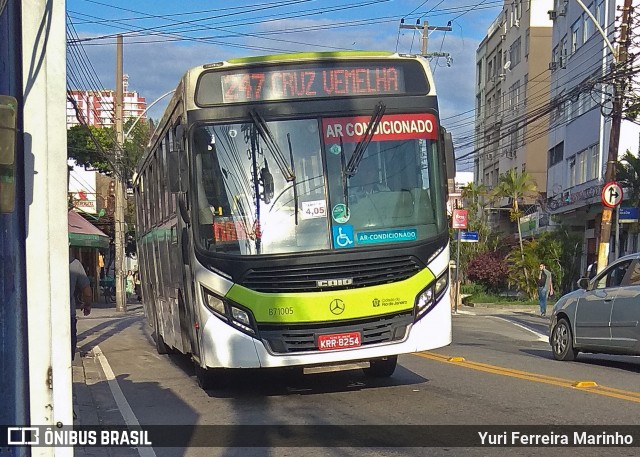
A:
[
  {"left": 332, "top": 224, "right": 354, "bottom": 249},
  {"left": 460, "top": 231, "right": 479, "bottom": 242},
  {"left": 356, "top": 228, "right": 417, "bottom": 245},
  {"left": 619, "top": 207, "right": 639, "bottom": 223}
]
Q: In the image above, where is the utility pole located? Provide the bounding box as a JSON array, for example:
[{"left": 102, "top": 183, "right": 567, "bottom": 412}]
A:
[
  {"left": 114, "top": 34, "right": 127, "bottom": 312},
  {"left": 399, "top": 20, "right": 452, "bottom": 57},
  {"left": 596, "top": 0, "right": 633, "bottom": 273}
]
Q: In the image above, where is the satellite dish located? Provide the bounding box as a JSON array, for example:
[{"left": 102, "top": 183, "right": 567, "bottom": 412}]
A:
[{"left": 504, "top": 61, "right": 511, "bottom": 71}]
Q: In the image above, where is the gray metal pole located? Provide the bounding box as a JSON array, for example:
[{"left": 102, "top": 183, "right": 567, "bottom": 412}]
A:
[
  {"left": 614, "top": 204, "right": 620, "bottom": 260},
  {"left": 455, "top": 229, "right": 461, "bottom": 314}
]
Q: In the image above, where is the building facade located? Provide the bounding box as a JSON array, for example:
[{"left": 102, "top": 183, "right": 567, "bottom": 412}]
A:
[
  {"left": 545, "top": 0, "right": 640, "bottom": 269},
  {"left": 475, "top": 0, "right": 554, "bottom": 232},
  {"left": 66, "top": 75, "right": 146, "bottom": 127}
]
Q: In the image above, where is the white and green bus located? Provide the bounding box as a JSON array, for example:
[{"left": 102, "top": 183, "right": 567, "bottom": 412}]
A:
[{"left": 133, "top": 51, "right": 454, "bottom": 389}]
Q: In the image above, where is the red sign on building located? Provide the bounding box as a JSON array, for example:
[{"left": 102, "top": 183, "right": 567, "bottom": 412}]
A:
[{"left": 452, "top": 209, "right": 468, "bottom": 229}]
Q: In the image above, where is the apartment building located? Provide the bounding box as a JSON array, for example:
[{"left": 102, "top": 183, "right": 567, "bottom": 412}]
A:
[
  {"left": 475, "top": 0, "right": 553, "bottom": 232},
  {"left": 66, "top": 74, "right": 146, "bottom": 128},
  {"left": 545, "top": 0, "right": 640, "bottom": 267}
]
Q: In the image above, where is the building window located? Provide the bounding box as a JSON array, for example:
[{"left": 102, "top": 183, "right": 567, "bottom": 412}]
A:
[
  {"left": 549, "top": 142, "right": 564, "bottom": 167},
  {"left": 589, "top": 143, "right": 599, "bottom": 180},
  {"left": 583, "top": 10, "right": 592, "bottom": 42},
  {"left": 509, "top": 37, "right": 522, "bottom": 68},
  {"left": 509, "top": 80, "right": 521, "bottom": 111},
  {"left": 568, "top": 156, "right": 576, "bottom": 188},
  {"left": 571, "top": 20, "right": 580, "bottom": 54}
]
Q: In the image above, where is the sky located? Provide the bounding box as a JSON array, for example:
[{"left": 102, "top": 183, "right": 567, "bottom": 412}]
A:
[{"left": 66, "top": 0, "right": 504, "bottom": 168}]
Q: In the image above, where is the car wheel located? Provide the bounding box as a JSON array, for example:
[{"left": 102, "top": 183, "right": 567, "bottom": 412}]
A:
[
  {"left": 551, "top": 318, "right": 578, "bottom": 361},
  {"left": 362, "top": 355, "right": 398, "bottom": 378}
]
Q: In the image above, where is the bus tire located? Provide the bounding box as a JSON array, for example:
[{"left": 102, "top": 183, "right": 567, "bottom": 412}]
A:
[
  {"left": 195, "top": 364, "right": 228, "bottom": 390},
  {"left": 363, "top": 355, "right": 397, "bottom": 378},
  {"left": 153, "top": 314, "right": 170, "bottom": 355}
]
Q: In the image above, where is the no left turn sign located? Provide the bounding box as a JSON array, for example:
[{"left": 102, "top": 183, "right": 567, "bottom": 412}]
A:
[{"left": 601, "top": 182, "right": 623, "bottom": 208}]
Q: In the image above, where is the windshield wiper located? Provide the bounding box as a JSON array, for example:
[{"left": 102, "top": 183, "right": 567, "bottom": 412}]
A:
[
  {"left": 340, "top": 137, "right": 349, "bottom": 214},
  {"left": 286, "top": 133, "right": 299, "bottom": 226},
  {"left": 345, "top": 102, "right": 386, "bottom": 177},
  {"left": 249, "top": 110, "right": 296, "bottom": 182}
]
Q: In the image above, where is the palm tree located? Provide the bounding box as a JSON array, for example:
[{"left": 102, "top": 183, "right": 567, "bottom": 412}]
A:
[
  {"left": 616, "top": 150, "right": 640, "bottom": 236},
  {"left": 461, "top": 182, "right": 488, "bottom": 221},
  {"left": 616, "top": 150, "right": 640, "bottom": 205},
  {"left": 492, "top": 169, "right": 537, "bottom": 281}
]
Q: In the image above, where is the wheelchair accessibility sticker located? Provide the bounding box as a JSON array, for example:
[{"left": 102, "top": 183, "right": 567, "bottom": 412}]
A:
[
  {"left": 356, "top": 228, "right": 417, "bottom": 245},
  {"left": 332, "top": 225, "right": 354, "bottom": 249}
]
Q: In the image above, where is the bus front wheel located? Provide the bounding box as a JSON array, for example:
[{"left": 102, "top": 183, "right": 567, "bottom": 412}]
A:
[
  {"left": 194, "top": 363, "right": 228, "bottom": 390},
  {"left": 363, "top": 355, "right": 397, "bottom": 378}
]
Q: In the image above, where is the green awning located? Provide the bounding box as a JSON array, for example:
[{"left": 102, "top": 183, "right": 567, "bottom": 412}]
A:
[
  {"left": 68, "top": 210, "right": 109, "bottom": 248},
  {"left": 68, "top": 232, "right": 110, "bottom": 248}
]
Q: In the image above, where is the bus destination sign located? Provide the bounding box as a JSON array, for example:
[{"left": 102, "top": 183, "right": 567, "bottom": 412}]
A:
[{"left": 220, "top": 65, "right": 406, "bottom": 103}]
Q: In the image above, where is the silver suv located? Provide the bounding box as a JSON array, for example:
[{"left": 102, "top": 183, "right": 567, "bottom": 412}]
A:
[{"left": 549, "top": 252, "right": 640, "bottom": 361}]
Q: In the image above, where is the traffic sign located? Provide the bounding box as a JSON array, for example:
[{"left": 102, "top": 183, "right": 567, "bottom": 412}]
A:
[
  {"left": 601, "top": 182, "right": 623, "bottom": 208},
  {"left": 619, "top": 207, "right": 639, "bottom": 223},
  {"left": 460, "top": 231, "right": 479, "bottom": 242},
  {"left": 452, "top": 209, "right": 468, "bottom": 229}
]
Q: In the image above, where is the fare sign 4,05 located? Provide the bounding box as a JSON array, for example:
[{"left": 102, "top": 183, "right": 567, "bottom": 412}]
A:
[{"left": 452, "top": 209, "right": 468, "bottom": 229}]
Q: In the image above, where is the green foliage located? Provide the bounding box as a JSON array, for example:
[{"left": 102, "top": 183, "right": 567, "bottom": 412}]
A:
[
  {"left": 67, "top": 125, "right": 116, "bottom": 174},
  {"left": 505, "top": 227, "right": 583, "bottom": 298},
  {"left": 616, "top": 150, "right": 640, "bottom": 207}
]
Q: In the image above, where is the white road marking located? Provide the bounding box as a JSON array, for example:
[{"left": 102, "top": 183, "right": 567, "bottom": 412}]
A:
[
  {"left": 491, "top": 316, "right": 548, "bottom": 342},
  {"left": 94, "top": 345, "right": 157, "bottom": 457}
]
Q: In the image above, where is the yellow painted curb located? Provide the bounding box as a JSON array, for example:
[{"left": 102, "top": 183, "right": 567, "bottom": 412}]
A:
[{"left": 573, "top": 381, "right": 598, "bottom": 388}]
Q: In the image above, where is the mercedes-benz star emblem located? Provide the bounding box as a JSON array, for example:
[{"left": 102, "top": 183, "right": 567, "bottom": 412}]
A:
[{"left": 329, "top": 299, "right": 345, "bottom": 315}]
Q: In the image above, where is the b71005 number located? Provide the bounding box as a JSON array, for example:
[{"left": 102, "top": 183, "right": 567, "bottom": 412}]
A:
[{"left": 268, "top": 307, "right": 294, "bottom": 316}]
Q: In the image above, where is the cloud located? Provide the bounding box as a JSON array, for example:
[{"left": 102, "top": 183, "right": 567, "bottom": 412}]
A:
[{"left": 71, "top": 7, "right": 498, "bottom": 130}]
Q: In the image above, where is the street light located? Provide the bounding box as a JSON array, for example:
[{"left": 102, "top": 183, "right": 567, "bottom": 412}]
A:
[{"left": 124, "top": 89, "right": 175, "bottom": 138}]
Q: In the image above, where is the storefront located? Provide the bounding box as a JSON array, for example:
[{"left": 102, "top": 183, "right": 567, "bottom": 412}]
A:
[{"left": 68, "top": 209, "right": 110, "bottom": 302}]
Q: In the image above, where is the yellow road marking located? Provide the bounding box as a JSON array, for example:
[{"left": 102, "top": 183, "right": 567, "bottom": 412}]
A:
[{"left": 414, "top": 351, "right": 640, "bottom": 404}]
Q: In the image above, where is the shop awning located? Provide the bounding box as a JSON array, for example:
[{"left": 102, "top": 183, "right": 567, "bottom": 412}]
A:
[{"left": 68, "top": 210, "right": 110, "bottom": 248}]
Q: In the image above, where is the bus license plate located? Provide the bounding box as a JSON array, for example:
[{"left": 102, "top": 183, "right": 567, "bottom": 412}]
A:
[{"left": 317, "top": 332, "right": 361, "bottom": 351}]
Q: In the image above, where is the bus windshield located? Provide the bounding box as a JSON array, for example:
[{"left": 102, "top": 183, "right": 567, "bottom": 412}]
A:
[{"left": 193, "top": 114, "right": 445, "bottom": 255}]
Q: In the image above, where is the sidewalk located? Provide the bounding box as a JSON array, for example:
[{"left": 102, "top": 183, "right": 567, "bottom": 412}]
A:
[{"left": 72, "top": 298, "right": 142, "bottom": 457}]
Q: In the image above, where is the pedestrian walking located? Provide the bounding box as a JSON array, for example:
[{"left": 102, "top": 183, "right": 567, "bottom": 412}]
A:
[
  {"left": 70, "top": 251, "right": 92, "bottom": 359},
  {"left": 133, "top": 270, "right": 141, "bottom": 301},
  {"left": 126, "top": 270, "right": 134, "bottom": 298},
  {"left": 537, "top": 263, "right": 554, "bottom": 317}
]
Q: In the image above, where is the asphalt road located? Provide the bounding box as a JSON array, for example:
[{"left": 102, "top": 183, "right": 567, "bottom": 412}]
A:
[{"left": 73, "top": 303, "right": 640, "bottom": 457}]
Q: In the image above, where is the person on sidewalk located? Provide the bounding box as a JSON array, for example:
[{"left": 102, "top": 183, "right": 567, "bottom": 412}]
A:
[
  {"left": 126, "top": 270, "right": 135, "bottom": 299},
  {"left": 70, "top": 251, "right": 92, "bottom": 360},
  {"left": 537, "top": 263, "right": 554, "bottom": 317},
  {"left": 133, "top": 270, "right": 142, "bottom": 302}
]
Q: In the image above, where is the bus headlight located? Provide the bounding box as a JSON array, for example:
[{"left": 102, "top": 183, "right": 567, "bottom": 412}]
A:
[
  {"left": 202, "top": 287, "right": 257, "bottom": 336},
  {"left": 414, "top": 270, "right": 448, "bottom": 321},
  {"left": 204, "top": 292, "right": 226, "bottom": 317}
]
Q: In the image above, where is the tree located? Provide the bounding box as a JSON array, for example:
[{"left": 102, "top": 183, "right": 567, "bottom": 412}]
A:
[
  {"left": 492, "top": 169, "right": 537, "bottom": 281},
  {"left": 616, "top": 150, "right": 640, "bottom": 206},
  {"left": 67, "top": 125, "right": 116, "bottom": 174}
]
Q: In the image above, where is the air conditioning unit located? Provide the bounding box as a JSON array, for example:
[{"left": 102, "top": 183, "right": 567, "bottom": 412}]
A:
[
  {"left": 548, "top": 10, "right": 558, "bottom": 20},
  {"left": 486, "top": 152, "right": 494, "bottom": 160},
  {"left": 506, "top": 150, "right": 514, "bottom": 159},
  {"left": 549, "top": 61, "right": 559, "bottom": 71},
  {"left": 500, "top": 33, "right": 506, "bottom": 41}
]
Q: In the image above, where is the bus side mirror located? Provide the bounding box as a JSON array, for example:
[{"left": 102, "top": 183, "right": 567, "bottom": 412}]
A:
[
  {"left": 577, "top": 277, "right": 589, "bottom": 290},
  {"left": 440, "top": 127, "right": 455, "bottom": 194},
  {"left": 168, "top": 124, "right": 186, "bottom": 193},
  {"left": 0, "top": 95, "right": 18, "bottom": 213}
]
